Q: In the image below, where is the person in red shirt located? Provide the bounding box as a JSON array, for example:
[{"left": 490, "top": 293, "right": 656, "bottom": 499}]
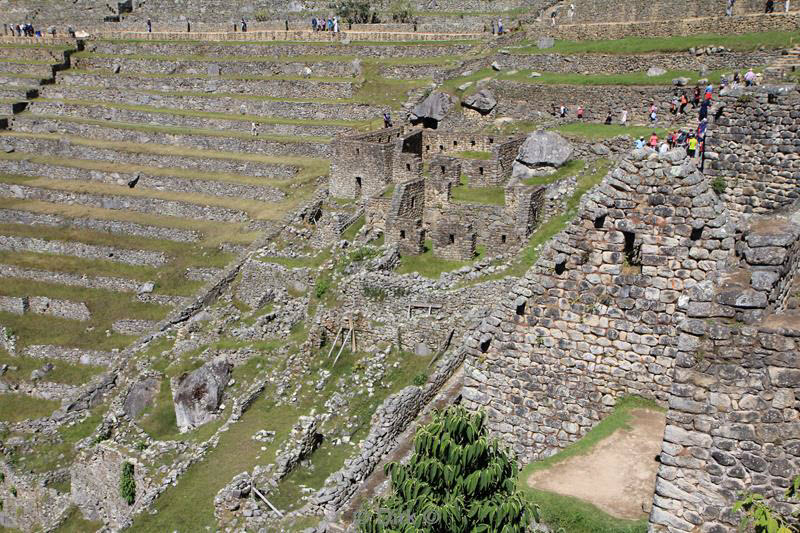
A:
[{"left": 649, "top": 132, "right": 659, "bottom": 148}]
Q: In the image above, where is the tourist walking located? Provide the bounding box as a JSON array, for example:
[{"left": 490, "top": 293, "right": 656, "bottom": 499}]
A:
[
  {"left": 786, "top": 0, "right": 791, "bottom": 11},
  {"left": 497, "top": 18, "right": 503, "bottom": 34},
  {"left": 679, "top": 91, "right": 688, "bottom": 114},
  {"left": 604, "top": 111, "right": 612, "bottom": 124},
  {"left": 241, "top": 18, "right": 247, "bottom": 32},
  {"left": 687, "top": 134, "right": 698, "bottom": 158},
  {"left": 568, "top": 3, "right": 575, "bottom": 19},
  {"left": 699, "top": 99, "right": 709, "bottom": 121},
  {"left": 383, "top": 111, "right": 392, "bottom": 128},
  {"left": 649, "top": 132, "right": 659, "bottom": 148},
  {"left": 550, "top": 10, "right": 557, "bottom": 26},
  {"left": 766, "top": 0, "right": 775, "bottom": 12},
  {"left": 333, "top": 16, "right": 339, "bottom": 32},
  {"left": 146, "top": 19, "right": 152, "bottom": 32},
  {"left": 187, "top": 20, "right": 191, "bottom": 32},
  {"left": 576, "top": 105, "right": 584, "bottom": 119},
  {"left": 559, "top": 104, "right": 567, "bottom": 118},
  {"left": 692, "top": 86, "right": 701, "bottom": 108},
  {"left": 744, "top": 68, "right": 756, "bottom": 86},
  {"left": 620, "top": 109, "right": 628, "bottom": 126},
  {"left": 726, "top": 0, "right": 736, "bottom": 15},
  {"left": 251, "top": 122, "right": 258, "bottom": 136},
  {"left": 649, "top": 103, "right": 658, "bottom": 124}
]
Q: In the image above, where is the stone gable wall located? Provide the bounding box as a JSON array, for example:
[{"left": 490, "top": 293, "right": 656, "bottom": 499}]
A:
[
  {"left": 706, "top": 85, "right": 800, "bottom": 216},
  {"left": 462, "top": 150, "right": 737, "bottom": 460},
  {"left": 650, "top": 286, "right": 800, "bottom": 531}
]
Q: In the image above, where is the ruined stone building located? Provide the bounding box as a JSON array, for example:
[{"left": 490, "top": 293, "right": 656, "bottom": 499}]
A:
[{"left": 331, "top": 126, "right": 545, "bottom": 259}]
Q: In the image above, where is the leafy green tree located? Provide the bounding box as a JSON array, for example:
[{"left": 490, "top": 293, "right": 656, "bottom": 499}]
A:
[
  {"left": 358, "top": 406, "right": 537, "bottom": 532},
  {"left": 734, "top": 475, "right": 800, "bottom": 533}
]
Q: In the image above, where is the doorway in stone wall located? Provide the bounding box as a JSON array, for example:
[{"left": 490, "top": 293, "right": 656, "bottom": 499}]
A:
[{"left": 355, "top": 176, "right": 362, "bottom": 197}]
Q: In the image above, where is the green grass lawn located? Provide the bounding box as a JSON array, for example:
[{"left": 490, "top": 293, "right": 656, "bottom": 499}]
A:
[
  {"left": 519, "top": 396, "right": 662, "bottom": 533},
  {"left": 445, "top": 67, "right": 741, "bottom": 96},
  {"left": 456, "top": 150, "right": 491, "bottom": 160},
  {"left": 512, "top": 31, "right": 798, "bottom": 55},
  {"left": 0, "top": 393, "right": 60, "bottom": 422},
  {"left": 0, "top": 352, "right": 103, "bottom": 386},
  {"left": 54, "top": 506, "right": 103, "bottom": 533},
  {"left": 396, "top": 239, "right": 486, "bottom": 278},
  {"left": 522, "top": 159, "right": 586, "bottom": 186},
  {"left": 451, "top": 175, "right": 505, "bottom": 205}
]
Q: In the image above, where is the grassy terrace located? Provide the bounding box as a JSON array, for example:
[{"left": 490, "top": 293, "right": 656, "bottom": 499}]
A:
[
  {"left": 396, "top": 239, "right": 487, "bottom": 278},
  {"left": 64, "top": 67, "right": 355, "bottom": 83},
  {"left": 0, "top": 350, "right": 104, "bottom": 386},
  {"left": 0, "top": 393, "right": 60, "bottom": 422},
  {"left": 443, "top": 67, "right": 741, "bottom": 95},
  {"left": 512, "top": 30, "right": 798, "bottom": 54},
  {"left": 94, "top": 38, "right": 482, "bottom": 46},
  {"left": 72, "top": 51, "right": 466, "bottom": 66},
  {"left": 29, "top": 96, "right": 379, "bottom": 129},
  {"left": 16, "top": 112, "right": 333, "bottom": 144}
]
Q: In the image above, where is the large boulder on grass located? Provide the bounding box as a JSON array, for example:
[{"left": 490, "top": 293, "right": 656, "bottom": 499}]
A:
[
  {"left": 410, "top": 91, "right": 453, "bottom": 125},
  {"left": 462, "top": 89, "right": 497, "bottom": 114},
  {"left": 173, "top": 356, "right": 232, "bottom": 432}
]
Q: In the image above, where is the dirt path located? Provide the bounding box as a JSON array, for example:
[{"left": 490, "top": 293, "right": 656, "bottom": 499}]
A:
[{"left": 527, "top": 408, "right": 666, "bottom": 520}]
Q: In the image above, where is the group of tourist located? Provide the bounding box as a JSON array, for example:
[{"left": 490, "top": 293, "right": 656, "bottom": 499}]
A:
[
  {"left": 4, "top": 23, "right": 41, "bottom": 37},
  {"left": 635, "top": 119, "right": 707, "bottom": 161},
  {"left": 311, "top": 16, "right": 339, "bottom": 32}
]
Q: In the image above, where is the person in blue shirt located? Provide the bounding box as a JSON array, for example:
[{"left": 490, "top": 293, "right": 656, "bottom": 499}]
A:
[{"left": 635, "top": 137, "right": 646, "bottom": 149}]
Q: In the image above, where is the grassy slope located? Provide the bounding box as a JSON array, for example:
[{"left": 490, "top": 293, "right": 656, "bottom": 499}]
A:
[{"left": 512, "top": 31, "right": 798, "bottom": 54}]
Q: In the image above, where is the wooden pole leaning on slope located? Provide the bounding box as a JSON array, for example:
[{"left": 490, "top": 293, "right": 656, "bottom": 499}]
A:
[
  {"left": 327, "top": 327, "right": 343, "bottom": 358},
  {"left": 253, "top": 486, "right": 284, "bottom": 518},
  {"left": 333, "top": 327, "right": 352, "bottom": 367}
]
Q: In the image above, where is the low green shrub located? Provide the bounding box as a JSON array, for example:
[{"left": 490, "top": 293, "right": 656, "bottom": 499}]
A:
[
  {"left": 711, "top": 177, "right": 727, "bottom": 195},
  {"left": 120, "top": 462, "right": 135, "bottom": 505}
]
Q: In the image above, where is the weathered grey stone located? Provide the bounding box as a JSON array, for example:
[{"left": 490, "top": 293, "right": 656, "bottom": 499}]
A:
[
  {"left": 462, "top": 89, "right": 497, "bottom": 114},
  {"left": 647, "top": 66, "right": 667, "bottom": 77},
  {"left": 410, "top": 91, "right": 453, "bottom": 123},
  {"left": 173, "top": 356, "right": 232, "bottom": 432},
  {"left": 672, "top": 77, "right": 691, "bottom": 86},
  {"left": 123, "top": 376, "right": 160, "bottom": 419},
  {"left": 515, "top": 131, "right": 574, "bottom": 168}
]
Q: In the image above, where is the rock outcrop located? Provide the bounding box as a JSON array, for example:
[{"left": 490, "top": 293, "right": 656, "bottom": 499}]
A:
[
  {"left": 462, "top": 89, "right": 497, "bottom": 114},
  {"left": 409, "top": 91, "right": 453, "bottom": 126},
  {"left": 173, "top": 357, "right": 232, "bottom": 432}
]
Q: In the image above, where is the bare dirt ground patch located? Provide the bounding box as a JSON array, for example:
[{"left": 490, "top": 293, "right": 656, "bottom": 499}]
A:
[{"left": 527, "top": 408, "right": 666, "bottom": 520}]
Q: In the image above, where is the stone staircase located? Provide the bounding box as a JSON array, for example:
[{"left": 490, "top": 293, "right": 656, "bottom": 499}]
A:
[{"left": 764, "top": 46, "right": 800, "bottom": 80}]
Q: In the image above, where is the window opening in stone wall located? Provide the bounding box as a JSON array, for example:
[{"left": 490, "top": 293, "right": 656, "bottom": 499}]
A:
[
  {"left": 555, "top": 259, "right": 566, "bottom": 275},
  {"left": 406, "top": 163, "right": 411, "bottom": 171},
  {"left": 768, "top": 94, "right": 778, "bottom": 104},
  {"left": 623, "top": 230, "right": 639, "bottom": 265},
  {"left": 480, "top": 338, "right": 491, "bottom": 353},
  {"left": 453, "top": 140, "right": 458, "bottom": 147},
  {"left": 356, "top": 148, "right": 359, "bottom": 155},
  {"left": 449, "top": 234, "right": 455, "bottom": 244},
  {"left": 471, "top": 140, "right": 476, "bottom": 146},
  {"left": 501, "top": 234, "right": 507, "bottom": 244},
  {"left": 594, "top": 214, "right": 606, "bottom": 229},
  {"left": 516, "top": 301, "right": 526, "bottom": 316},
  {"left": 441, "top": 166, "right": 446, "bottom": 174},
  {"left": 426, "top": 145, "right": 430, "bottom": 152},
  {"left": 479, "top": 167, "right": 484, "bottom": 175},
  {"left": 488, "top": 138, "right": 494, "bottom": 144},
  {"left": 410, "top": 197, "right": 416, "bottom": 209},
  {"left": 400, "top": 230, "right": 406, "bottom": 239},
  {"left": 439, "top": 145, "right": 444, "bottom": 151},
  {"left": 691, "top": 226, "right": 704, "bottom": 240},
  {"left": 355, "top": 176, "right": 362, "bottom": 194}
]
